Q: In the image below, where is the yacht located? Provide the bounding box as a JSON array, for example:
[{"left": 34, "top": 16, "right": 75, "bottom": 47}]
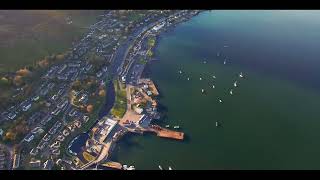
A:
[
  {"left": 203, "top": 61, "right": 207, "bottom": 64},
  {"left": 219, "top": 99, "right": 222, "bottom": 103},
  {"left": 212, "top": 75, "right": 216, "bottom": 79},
  {"left": 239, "top": 72, "right": 244, "bottom": 78},
  {"left": 223, "top": 59, "right": 226, "bottom": 65},
  {"left": 179, "top": 70, "right": 182, "bottom": 74},
  {"left": 201, "top": 89, "right": 205, "bottom": 93},
  {"left": 200, "top": 77, "right": 202, "bottom": 80},
  {"left": 217, "top": 52, "right": 220, "bottom": 57},
  {"left": 212, "top": 85, "right": 215, "bottom": 89},
  {"left": 234, "top": 81, "right": 238, "bottom": 87},
  {"left": 159, "top": 165, "right": 163, "bottom": 170},
  {"left": 216, "top": 121, "right": 219, "bottom": 127},
  {"left": 187, "top": 77, "right": 190, "bottom": 81},
  {"left": 173, "top": 126, "right": 180, "bottom": 129},
  {"left": 165, "top": 125, "right": 170, "bottom": 128},
  {"left": 127, "top": 166, "right": 135, "bottom": 170},
  {"left": 230, "top": 89, "right": 233, "bottom": 95},
  {"left": 169, "top": 166, "right": 173, "bottom": 170}
]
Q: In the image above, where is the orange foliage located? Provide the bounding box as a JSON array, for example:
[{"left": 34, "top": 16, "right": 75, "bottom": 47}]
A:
[
  {"left": 13, "top": 75, "right": 23, "bottom": 86},
  {"left": 86, "top": 104, "right": 94, "bottom": 113},
  {"left": 16, "top": 67, "right": 31, "bottom": 76},
  {"left": 98, "top": 89, "right": 106, "bottom": 97},
  {"left": 38, "top": 59, "right": 49, "bottom": 68}
]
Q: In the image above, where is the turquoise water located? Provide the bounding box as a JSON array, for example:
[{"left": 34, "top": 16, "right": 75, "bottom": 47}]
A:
[{"left": 113, "top": 10, "right": 320, "bottom": 170}]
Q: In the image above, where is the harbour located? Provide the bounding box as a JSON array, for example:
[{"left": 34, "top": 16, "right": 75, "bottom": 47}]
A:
[{"left": 114, "top": 11, "right": 320, "bottom": 170}]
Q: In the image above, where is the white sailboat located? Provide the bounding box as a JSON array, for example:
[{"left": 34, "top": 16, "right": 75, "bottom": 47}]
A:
[
  {"left": 219, "top": 99, "right": 222, "bottom": 103},
  {"left": 230, "top": 89, "right": 233, "bottom": 95},
  {"left": 234, "top": 81, "right": 238, "bottom": 87},
  {"left": 159, "top": 165, "right": 163, "bottom": 170},
  {"left": 212, "top": 85, "right": 215, "bottom": 89},
  {"left": 239, "top": 72, "right": 244, "bottom": 78},
  {"left": 169, "top": 166, "right": 173, "bottom": 170},
  {"left": 173, "top": 126, "right": 180, "bottom": 129},
  {"left": 223, "top": 59, "right": 226, "bottom": 65}
]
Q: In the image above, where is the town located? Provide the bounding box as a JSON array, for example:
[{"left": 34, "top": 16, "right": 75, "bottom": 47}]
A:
[{"left": 0, "top": 10, "right": 201, "bottom": 170}]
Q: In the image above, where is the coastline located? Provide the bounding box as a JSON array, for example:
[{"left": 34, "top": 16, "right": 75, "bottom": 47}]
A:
[{"left": 69, "top": 11, "right": 202, "bottom": 170}]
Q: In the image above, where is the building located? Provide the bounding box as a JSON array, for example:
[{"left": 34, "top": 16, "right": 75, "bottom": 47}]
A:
[
  {"left": 134, "top": 107, "right": 143, "bottom": 114},
  {"left": 43, "top": 159, "right": 54, "bottom": 170},
  {"left": 22, "top": 103, "right": 32, "bottom": 111},
  {"left": 29, "top": 159, "right": 41, "bottom": 168},
  {"left": 24, "top": 134, "right": 34, "bottom": 142},
  {"left": 12, "top": 154, "right": 20, "bottom": 169},
  {"left": 147, "top": 91, "right": 152, "bottom": 96},
  {"left": 0, "top": 129, "right": 3, "bottom": 136}
]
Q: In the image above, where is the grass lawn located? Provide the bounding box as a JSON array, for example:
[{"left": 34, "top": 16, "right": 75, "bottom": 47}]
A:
[
  {"left": 0, "top": 10, "right": 103, "bottom": 72},
  {"left": 110, "top": 80, "right": 127, "bottom": 118}
]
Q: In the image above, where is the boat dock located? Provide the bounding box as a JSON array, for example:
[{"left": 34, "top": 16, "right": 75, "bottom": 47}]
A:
[
  {"left": 148, "top": 125, "right": 184, "bottom": 140},
  {"left": 101, "top": 161, "right": 123, "bottom": 170}
]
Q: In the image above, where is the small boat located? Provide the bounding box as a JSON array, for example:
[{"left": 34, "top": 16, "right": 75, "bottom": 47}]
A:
[
  {"left": 224, "top": 45, "right": 228, "bottom": 48},
  {"left": 212, "top": 85, "right": 215, "bottom": 89},
  {"left": 216, "top": 121, "right": 219, "bottom": 127},
  {"left": 173, "top": 126, "right": 180, "bottom": 129},
  {"left": 234, "top": 81, "right": 238, "bottom": 87},
  {"left": 165, "top": 125, "right": 170, "bottom": 128},
  {"left": 219, "top": 99, "right": 222, "bottom": 103},
  {"left": 212, "top": 75, "right": 216, "bottom": 79},
  {"left": 230, "top": 89, "right": 233, "bottom": 95},
  {"left": 159, "top": 165, "right": 163, "bottom": 170},
  {"left": 123, "top": 165, "right": 128, "bottom": 170},
  {"left": 239, "top": 72, "right": 244, "bottom": 78},
  {"left": 179, "top": 70, "right": 182, "bottom": 74},
  {"left": 201, "top": 89, "right": 205, "bottom": 93},
  {"left": 200, "top": 77, "right": 202, "bottom": 80},
  {"left": 223, "top": 59, "right": 226, "bottom": 65},
  {"left": 217, "top": 52, "right": 220, "bottom": 57},
  {"left": 203, "top": 61, "right": 207, "bottom": 64},
  {"left": 127, "top": 166, "right": 135, "bottom": 170},
  {"left": 187, "top": 77, "right": 190, "bottom": 81},
  {"left": 169, "top": 166, "right": 173, "bottom": 170}
]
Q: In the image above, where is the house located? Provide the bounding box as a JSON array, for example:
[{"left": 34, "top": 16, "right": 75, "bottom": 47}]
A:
[
  {"left": 32, "top": 96, "right": 40, "bottom": 102},
  {"left": 0, "top": 129, "right": 3, "bottom": 136},
  {"left": 147, "top": 91, "right": 152, "bottom": 96},
  {"left": 96, "top": 71, "right": 103, "bottom": 78},
  {"left": 7, "top": 112, "right": 16, "bottom": 120},
  {"left": 22, "top": 103, "right": 32, "bottom": 111},
  {"left": 43, "top": 159, "right": 54, "bottom": 170},
  {"left": 134, "top": 107, "right": 143, "bottom": 114},
  {"left": 29, "top": 159, "right": 41, "bottom": 168},
  {"left": 30, "top": 148, "right": 39, "bottom": 156},
  {"left": 24, "top": 134, "right": 34, "bottom": 142},
  {"left": 83, "top": 116, "right": 89, "bottom": 123},
  {"left": 121, "top": 76, "right": 126, "bottom": 83}
]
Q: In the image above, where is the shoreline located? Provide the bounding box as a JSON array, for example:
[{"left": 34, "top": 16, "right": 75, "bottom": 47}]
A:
[{"left": 71, "top": 11, "right": 202, "bottom": 170}]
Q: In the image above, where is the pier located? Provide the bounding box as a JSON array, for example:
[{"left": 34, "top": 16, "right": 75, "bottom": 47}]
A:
[{"left": 147, "top": 125, "right": 184, "bottom": 140}]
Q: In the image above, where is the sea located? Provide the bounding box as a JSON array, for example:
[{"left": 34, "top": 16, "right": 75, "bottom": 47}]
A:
[{"left": 112, "top": 10, "right": 320, "bottom": 170}]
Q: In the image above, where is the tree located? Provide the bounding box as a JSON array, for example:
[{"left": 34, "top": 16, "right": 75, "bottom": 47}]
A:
[
  {"left": 98, "top": 89, "right": 106, "bottom": 97},
  {"left": 86, "top": 105, "right": 94, "bottom": 113}
]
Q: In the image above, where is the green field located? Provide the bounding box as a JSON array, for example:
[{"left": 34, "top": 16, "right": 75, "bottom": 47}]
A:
[
  {"left": 0, "top": 10, "right": 103, "bottom": 72},
  {"left": 110, "top": 80, "right": 127, "bottom": 118}
]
